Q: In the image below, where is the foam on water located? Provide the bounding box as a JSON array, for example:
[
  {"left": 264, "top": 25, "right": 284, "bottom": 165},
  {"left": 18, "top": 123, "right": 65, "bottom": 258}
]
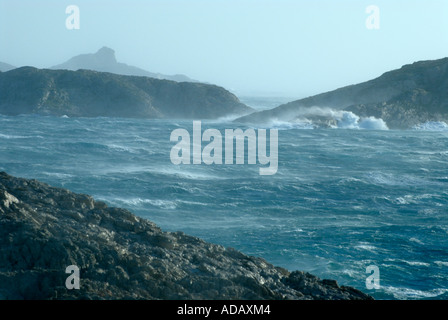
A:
[
  {"left": 0, "top": 133, "right": 44, "bottom": 139},
  {"left": 413, "top": 121, "right": 448, "bottom": 131},
  {"left": 266, "top": 119, "right": 315, "bottom": 130},
  {"left": 110, "top": 198, "right": 178, "bottom": 210},
  {"left": 382, "top": 286, "right": 448, "bottom": 300},
  {"left": 334, "top": 111, "right": 388, "bottom": 130}
]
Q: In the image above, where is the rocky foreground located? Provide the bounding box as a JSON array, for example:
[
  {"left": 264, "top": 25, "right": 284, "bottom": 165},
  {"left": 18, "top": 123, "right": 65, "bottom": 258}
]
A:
[{"left": 0, "top": 172, "right": 372, "bottom": 300}]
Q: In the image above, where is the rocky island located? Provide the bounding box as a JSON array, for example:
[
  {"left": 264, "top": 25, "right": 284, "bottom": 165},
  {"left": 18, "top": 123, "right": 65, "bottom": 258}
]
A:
[
  {"left": 0, "top": 172, "right": 372, "bottom": 300},
  {"left": 236, "top": 57, "right": 448, "bottom": 129},
  {"left": 0, "top": 67, "right": 252, "bottom": 119}
]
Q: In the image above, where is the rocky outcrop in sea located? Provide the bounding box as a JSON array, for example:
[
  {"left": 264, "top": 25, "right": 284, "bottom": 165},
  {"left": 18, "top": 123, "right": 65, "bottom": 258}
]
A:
[
  {"left": 0, "top": 67, "right": 252, "bottom": 119},
  {"left": 236, "top": 57, "right": 448, "bottom": 129},
  {"left": 0, "top": 172, "right": 372, "bottom": 300}
]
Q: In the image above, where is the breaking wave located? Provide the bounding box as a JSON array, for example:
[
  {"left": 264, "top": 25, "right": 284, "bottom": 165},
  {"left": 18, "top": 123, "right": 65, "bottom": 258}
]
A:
[
  {"left": 383, "top": 286, "right": 448, "bottom": 300},
  {"left": 337, "top": 112, "right": 388, "bottom": 130},
  {"left": 266, "top": 107, "right": 389, "bottom": 130},
  {"left": 413, "top": 121, "right": 448, "bottom": 131}
]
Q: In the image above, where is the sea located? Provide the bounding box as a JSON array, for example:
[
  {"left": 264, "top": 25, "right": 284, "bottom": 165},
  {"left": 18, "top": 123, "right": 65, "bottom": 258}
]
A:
[{"left": 1, "top": 96, "right": 447, "bottom": 300}]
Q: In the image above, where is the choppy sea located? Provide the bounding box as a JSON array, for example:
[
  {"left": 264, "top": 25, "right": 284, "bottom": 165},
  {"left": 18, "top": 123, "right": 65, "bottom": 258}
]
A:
[{"left": 1, "top": 96, "right": 447, "bottom": 300}]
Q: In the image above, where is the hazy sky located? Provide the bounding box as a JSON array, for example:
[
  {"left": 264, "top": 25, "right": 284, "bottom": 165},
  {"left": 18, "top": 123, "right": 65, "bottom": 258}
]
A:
[{"left": 1, "top": 0, "right": 447, "bottom": 98}]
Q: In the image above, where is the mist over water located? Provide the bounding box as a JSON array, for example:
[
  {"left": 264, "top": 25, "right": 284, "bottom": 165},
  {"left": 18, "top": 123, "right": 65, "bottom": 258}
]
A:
[{"left": 1, "top": 107, "right": 448, "bottom": 300}]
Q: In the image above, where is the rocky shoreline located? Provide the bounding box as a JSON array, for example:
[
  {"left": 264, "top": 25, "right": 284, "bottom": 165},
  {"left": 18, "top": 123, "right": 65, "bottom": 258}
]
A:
[
  {"left": 236, "top": 57, "right": 448, "bottom": 129},
  {"left": 0, "top": 172, "right": 372, "bottom": 300}
]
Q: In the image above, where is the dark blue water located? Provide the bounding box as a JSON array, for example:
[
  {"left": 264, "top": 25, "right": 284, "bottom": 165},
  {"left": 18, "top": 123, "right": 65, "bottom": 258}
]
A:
[{"left": 1, "top": 111, "right": 447, "bottom": 300}]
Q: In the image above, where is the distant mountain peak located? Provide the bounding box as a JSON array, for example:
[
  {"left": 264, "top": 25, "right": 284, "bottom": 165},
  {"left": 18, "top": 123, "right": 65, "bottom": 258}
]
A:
[
  {"left": 95, "top": 46, "right": 117, "bottom": 64},
  {"left": 0, "top": 62, "right": 16, "bottom": 72},
  {"left": 51, "top": 46, "right": 197, "bottom": 83}
]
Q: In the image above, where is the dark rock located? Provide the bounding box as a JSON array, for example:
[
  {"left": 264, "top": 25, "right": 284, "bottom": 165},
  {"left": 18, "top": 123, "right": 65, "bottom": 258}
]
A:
[{"left": 0, "top": 172, "right": 373, "bottom": 300}]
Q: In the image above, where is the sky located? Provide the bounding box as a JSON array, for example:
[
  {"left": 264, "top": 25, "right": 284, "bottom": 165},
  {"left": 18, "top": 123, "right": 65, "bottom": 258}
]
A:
[{"left": 1, "top": 0, "right": 448, "bottom": 98}]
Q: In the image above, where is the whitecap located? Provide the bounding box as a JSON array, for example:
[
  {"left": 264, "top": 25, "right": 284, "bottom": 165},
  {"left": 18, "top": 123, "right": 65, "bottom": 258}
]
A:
[
  {"left": 42, "top": 172, "right": 74, "bottom": 179},
  {"left": 385, "top": 258, "right": 430, "bottom": 267},
  {"left": 341, "top": 269, "right": 357, "bottom": 277},
  {"left": 176, "top": 200, "right": 208, "bottom": 206},
  {"left": 108, "top": 197, "right": 177, "bottom": 210},
  {"left": 154, "top": 167, "right": 224, "bottom": 180},
  {"left": 412, "top": 121, "right": 448, "bottom": 131},
  {"left": 337, "top": 111, "right": 360, "bottom": 129},
  {"left": 359, "top": 116, "right": 389, "bottom": 130},
  {"left": 336, "top": 111, "right": 388, "bottom": 130},
  {"left": 383, "top": 286, "right": 448, "bottom": 300},
  {"left": 259, "top": 107, "right": 388, "bottom": 130},
  {"left": 409, "top": 237, "right": 424, "bottom": 245},
  {"left": 266, "top": 119, "right": 315, "bottom": 130},
  {"left": 106, "top": 144, "right": 139, "bottom": 154},
  {"left": 0, "top": 133, "right": 29, "bottom": 139},
  {"left": 354, "top": 243, "right": 378, "bottom": 252},
  {"left": 365, "top": 172, "right": 428, "bottom": 187},
  {"left": 402, "top": 261, "right": 430, "bottom": 267}
]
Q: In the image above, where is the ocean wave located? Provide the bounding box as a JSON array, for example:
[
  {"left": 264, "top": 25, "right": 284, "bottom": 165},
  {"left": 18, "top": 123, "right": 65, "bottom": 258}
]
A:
[
  {"left": 264, "top": 107, "right": 388, "bottom": 130},
  {"left": 412, "top": 121, "right": 448, "bottom": 131},
  {"left": 0, "top": 133, "right": 44, "bottom": 139},
  {"left": 409, "top": 237, "right": 425, "bottom": 245},
  {"left": 41, "top": 172, "right": 74, "bottom": 179},
  {"left": 382, "top": 286, "right": 448, "bottom": 300},
  {"left": 354, "top": 243, "right": 378, "bottom": 252},
  {"left": 106, "top": 143, "right": 144, "bottom": 154},
  {"left": 107, "top": 197, "right": 178, "bottom": 210},
  {"left": 384, "top": 258, "right": 431, "bottom": 267},
  {"left": 112, "top": 198, "right": 209, "bottom": 209},
  {"left": 154, "top": 167, "right": 225, "bottom": 180},
  {"left": 434, "top": 261, "right": 448, "bottom": 267},
  {"left": 332, "top": 110, "right": 388, "bottom": 130},
  {"left": 265, "top": 119, "right": 315, "bottom": 130},
  {"left": 365, "top": 172, "right": 430, "bottom": 187}
]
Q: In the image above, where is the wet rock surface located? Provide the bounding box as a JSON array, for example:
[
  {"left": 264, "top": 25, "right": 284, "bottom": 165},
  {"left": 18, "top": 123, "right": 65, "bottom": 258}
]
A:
[{"left": 0, "top": 172, "right": 372, "bottom": 300}]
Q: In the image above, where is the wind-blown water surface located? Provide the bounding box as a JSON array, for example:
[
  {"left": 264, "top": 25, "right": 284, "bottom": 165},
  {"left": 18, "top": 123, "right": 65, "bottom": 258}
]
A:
[{"left": 1, "top": 102, "right": 447, "bottom": 300}]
